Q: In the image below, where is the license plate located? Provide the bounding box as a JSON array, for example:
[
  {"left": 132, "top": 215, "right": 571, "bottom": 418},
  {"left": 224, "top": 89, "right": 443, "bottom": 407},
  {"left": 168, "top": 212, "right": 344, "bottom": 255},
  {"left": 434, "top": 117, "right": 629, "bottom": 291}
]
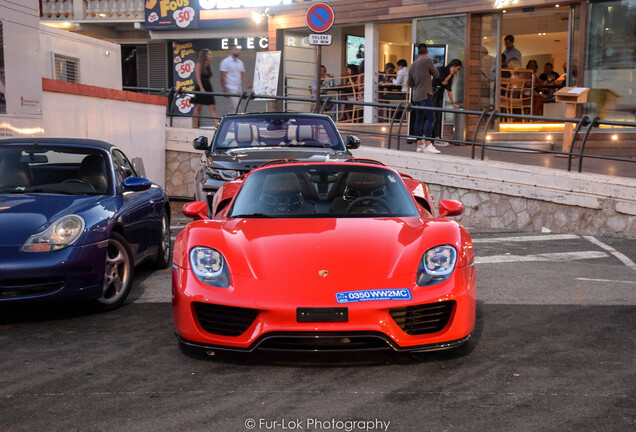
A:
[
  {"left": 297, "top": 307, "right": 348, "bottom": 322},
  {"left": 335, "top": 289, "right": 412, "bottom": 304}
]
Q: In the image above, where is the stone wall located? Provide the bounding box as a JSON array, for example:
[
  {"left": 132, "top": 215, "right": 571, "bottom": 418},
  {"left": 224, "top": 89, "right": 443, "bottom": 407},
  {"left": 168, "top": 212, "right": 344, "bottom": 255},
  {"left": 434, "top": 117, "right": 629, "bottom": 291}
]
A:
[
  {"left": 163, "top": 127, "right": 636, "bottom": 238},
  {"left": 353, "top": 146, "right": 636, "bottom": 239}
]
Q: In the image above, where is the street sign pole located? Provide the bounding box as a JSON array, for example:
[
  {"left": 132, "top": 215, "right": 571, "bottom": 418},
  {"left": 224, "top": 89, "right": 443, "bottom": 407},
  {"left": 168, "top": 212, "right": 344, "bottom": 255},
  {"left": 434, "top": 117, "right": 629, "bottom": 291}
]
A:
[
  {"left": 306, "top": 3, "right": 335, "bottom": 114},
  {"left": 315, "top": 46, "right": 322, "bottom": 113}
]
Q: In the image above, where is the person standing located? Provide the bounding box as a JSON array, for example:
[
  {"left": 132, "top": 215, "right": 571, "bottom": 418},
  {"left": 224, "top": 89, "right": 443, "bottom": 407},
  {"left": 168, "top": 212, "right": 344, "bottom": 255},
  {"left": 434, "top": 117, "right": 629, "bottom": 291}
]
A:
[
  {"left": 407, "top": 43, "right": 440, "bottom": 153},
  {"left": 220, "top": 45, "right": 252, "bottom": 114},
  {"left": 192, "top": 49, "right": 218, "bottom": 128},
  {"left": 502, "top": 35, "right": 522, "bottom": 66},
  {"left": 431, "top": 59, "right": 462, "bottom": 146}
]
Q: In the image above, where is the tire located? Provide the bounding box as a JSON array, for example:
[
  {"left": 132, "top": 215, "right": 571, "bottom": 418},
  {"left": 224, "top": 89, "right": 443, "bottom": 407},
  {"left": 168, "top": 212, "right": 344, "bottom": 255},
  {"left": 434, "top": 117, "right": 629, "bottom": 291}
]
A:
[
  {"left": 153, "top": 211, "right": 171, "bottom": 269},
  {"left": 94, "top": 232, "right": 134, "bottom": 311}
]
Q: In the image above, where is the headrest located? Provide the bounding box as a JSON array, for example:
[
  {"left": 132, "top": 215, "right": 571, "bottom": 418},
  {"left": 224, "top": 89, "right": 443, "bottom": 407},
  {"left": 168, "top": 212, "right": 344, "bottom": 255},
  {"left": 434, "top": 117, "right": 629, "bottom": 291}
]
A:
[
  {"left": 296, "top": 125, "right": 313, "bottom": 142},
  {"left": 346, "top": 172, "right": 385, "bottom": 192},
  {"left": 235, "top": 123, "right": 253, "bottom": 143},
  {"left": 262, "top": 173, "right": 301, "bottom": 196}
]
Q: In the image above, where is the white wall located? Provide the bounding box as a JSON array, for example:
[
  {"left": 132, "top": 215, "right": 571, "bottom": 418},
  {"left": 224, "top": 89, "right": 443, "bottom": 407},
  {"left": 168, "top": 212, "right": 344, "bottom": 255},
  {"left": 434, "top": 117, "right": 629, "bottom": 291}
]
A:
[
  {"left": 0, "top": 0, "right": 44, "bottom": 137},
  {"left": 39, "top": 25, "right": 122, "bottom": 90},
  {"left": 42, "top": 92, "right": 166, "bottom": 186}
]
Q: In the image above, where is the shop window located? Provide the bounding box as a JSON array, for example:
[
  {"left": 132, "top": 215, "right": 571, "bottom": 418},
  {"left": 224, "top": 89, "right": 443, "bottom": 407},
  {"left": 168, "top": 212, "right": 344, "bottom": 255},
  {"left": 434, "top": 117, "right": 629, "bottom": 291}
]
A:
[
  {"left": 585, "top": 0, "right": 636, "bottom": 122},
  {"left": 0, "top": 21, "right": 5, "bottom": 114}
]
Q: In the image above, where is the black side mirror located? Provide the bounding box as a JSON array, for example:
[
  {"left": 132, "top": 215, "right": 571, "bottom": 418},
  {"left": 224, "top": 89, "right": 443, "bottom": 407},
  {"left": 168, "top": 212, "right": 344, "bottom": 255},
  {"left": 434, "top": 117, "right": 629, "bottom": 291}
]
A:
[
  {"left": 193, "top": 136, "right": 209, "bottom": 151},
  {"left": 345, "top": 135, "right": 361, "bottom": 149}
]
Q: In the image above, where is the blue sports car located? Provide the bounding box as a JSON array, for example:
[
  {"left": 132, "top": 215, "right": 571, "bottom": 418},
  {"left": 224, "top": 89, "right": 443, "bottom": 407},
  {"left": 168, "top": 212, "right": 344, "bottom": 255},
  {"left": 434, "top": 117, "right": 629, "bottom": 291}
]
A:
[{"left": 0, "top": 138, "right": 170, "bottom": 310}]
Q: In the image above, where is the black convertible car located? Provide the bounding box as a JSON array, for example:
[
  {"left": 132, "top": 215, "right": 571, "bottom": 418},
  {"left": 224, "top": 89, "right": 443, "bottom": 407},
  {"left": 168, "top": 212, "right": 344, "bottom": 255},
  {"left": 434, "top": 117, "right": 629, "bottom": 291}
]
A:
[{"left": 193, "top": 113, "right": 361, "bottom": 210}]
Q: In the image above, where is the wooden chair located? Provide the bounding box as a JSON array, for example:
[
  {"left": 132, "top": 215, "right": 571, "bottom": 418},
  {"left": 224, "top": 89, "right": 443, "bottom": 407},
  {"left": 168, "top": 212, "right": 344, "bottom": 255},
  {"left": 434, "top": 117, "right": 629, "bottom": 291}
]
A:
[{"left": 500, "top": 77, "right": 532, "bottom": 122}]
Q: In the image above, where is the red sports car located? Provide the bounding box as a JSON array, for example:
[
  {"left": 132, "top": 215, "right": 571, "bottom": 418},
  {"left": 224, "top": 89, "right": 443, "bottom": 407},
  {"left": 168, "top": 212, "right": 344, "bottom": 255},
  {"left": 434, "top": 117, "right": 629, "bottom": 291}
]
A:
[{"left": 172, "top": 160, "right": 476, "bottom": 355}]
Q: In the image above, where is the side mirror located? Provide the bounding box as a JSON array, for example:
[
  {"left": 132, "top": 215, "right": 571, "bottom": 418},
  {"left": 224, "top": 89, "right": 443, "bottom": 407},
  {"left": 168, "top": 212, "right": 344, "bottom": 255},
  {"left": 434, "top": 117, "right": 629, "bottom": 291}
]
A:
[
  {"left": 183, "top": 201, "right": 209, "bottom": 220},
  {"left": 345, "top": 135, "right": 361, "bottom": 149},
  {"left": 122, "top": 176, "right": 152, "bottom": 192},
  {"left": 438, "top": 200, "right": 464, "bottom": 218},
  {"left": 193, "top": 136, "right": 209, "bottom": 151}
]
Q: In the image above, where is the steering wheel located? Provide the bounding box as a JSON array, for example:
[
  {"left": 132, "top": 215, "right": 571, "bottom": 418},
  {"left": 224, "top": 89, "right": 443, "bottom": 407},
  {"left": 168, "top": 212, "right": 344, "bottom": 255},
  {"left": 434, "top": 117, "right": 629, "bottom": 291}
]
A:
[{"left": 345, "top": 196, "right": 391, "bottom": 214}]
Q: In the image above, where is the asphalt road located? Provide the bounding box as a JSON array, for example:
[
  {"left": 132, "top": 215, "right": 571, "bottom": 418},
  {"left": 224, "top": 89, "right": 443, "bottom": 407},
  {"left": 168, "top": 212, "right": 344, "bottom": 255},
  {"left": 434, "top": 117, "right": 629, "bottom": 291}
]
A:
[{"left": 1, "top": 229, "right": 635, "bottom": 432}]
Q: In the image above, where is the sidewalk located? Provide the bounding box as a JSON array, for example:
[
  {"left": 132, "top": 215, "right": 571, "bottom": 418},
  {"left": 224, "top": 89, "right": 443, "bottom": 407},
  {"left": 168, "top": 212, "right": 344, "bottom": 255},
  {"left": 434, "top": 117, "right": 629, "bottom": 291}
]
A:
[{"left": 342, "top": 130, "right": 636, "bottom": 179}]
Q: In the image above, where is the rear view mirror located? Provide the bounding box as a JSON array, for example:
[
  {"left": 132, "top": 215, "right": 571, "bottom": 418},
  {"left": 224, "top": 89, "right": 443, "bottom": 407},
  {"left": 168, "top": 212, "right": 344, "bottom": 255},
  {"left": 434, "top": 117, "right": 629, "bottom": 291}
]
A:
[
  {"left": 193, "top": 136, "right": 209, "bottom": 151},
  {"left": 183, "top": 201, "right": 209, "bottom": 220},
  {"left": 345, "top": 135, "right": 361, "bottom": 149},
  {"left": 20, "top": 154, "right": 48, "bottom": 164},
  {"left": 438, "top": 200, "right": 464, "bottom": 218}
]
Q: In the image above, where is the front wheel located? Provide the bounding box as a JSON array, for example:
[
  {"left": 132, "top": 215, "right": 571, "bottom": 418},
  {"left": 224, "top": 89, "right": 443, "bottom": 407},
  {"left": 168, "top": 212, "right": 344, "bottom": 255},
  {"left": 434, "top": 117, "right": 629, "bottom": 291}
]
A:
[
  {"left": 94, "top": 232, "right": 134, "bottom": 311},
  {"left": 153, "top": 211, "right": 171, "bottom": 269}
]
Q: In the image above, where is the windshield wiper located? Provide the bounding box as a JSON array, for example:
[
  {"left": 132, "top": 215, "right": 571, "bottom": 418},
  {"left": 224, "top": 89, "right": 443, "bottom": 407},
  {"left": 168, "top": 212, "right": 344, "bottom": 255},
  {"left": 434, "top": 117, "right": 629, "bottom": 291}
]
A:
[
  {"left": 0, "top": 188, "right": 27, "bottom": 194},
  {"left": 27, "top": 188, "right": 79, "bottom": 195},
  {"left": 231, "top": 213, "right": 273, "bottom": 218}
]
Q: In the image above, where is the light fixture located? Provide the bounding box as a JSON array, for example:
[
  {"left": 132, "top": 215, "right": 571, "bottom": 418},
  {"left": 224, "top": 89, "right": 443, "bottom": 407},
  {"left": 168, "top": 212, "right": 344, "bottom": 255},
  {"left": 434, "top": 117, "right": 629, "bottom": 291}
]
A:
[
  {"left": 556, "top": 4, "right": 560, "bottom": 7},
  {"left": 251, "top": 11, "right": 263, "bottom": 24},
  {"left": 611, "top": 134, "right": 618, "bottom": 141},
  {"left": 98, "top": 13, "right": 106, "bottom": 17},
  {"left": 486, "top": 135, "right": 492, "bottom": 141},
  {"left": 546, "top": 135, "right": 552, "bottom": 141}
]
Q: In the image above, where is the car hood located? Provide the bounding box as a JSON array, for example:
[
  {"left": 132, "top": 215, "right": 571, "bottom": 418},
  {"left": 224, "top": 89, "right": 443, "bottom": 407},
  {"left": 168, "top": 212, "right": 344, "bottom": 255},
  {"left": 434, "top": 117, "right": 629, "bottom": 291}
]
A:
[
  {"left": 208, "top": 147, "right": 351, "bottom": 170},
  {"left": 0, "top": 194, "right": 106, "bottom": 246},
  {"left": 209, "top": 218, "right": 432, "bottom": 304}
]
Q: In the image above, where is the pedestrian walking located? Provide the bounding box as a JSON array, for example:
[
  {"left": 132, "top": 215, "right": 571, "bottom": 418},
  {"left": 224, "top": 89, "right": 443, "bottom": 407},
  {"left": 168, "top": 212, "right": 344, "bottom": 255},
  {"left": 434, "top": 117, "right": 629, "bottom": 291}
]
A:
[
  {"left": 407, "top": 43, "right": 440, "bottom": 153},
  {"left": 191, "top": 49, "right": 219, "bottom": 128},
  {"left": 220, "top": 45, "right": 252, "bottom": 114}
]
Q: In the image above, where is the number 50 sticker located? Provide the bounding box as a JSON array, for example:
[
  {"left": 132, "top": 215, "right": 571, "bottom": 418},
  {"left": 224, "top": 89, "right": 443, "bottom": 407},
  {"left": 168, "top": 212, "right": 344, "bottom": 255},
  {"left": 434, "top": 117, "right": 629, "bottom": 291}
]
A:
[
  {"left": 175, "top": 95, "right": 193, "bottom": 114},
  {"left": 173, "top": 7, "right": 194, "bottom": 28},
  {"left": 175, "top": 60, "right": 195, "bottom": 79}
]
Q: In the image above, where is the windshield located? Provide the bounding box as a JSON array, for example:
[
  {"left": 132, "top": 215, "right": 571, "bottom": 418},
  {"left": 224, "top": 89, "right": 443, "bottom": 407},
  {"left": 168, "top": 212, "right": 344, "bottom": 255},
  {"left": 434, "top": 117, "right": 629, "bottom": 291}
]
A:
[
  {"left": 213, "top": 116, "right": 345, "bottom": 152},
  {"left": 0, "top": 145, "right": 111, "bottom": 195},
  {"left": 229, "top": 165, "right": 419, "bottom": 218}
]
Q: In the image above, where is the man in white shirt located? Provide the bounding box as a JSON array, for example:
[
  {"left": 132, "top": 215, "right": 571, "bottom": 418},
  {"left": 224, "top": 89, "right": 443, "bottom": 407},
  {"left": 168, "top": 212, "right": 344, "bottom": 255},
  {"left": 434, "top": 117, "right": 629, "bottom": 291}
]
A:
[
  {"left": 220, "top": 45, "right": 252, "bottom": 114},
  {"left": 392, "top": 59, "right": 409, "bottom": 93}
]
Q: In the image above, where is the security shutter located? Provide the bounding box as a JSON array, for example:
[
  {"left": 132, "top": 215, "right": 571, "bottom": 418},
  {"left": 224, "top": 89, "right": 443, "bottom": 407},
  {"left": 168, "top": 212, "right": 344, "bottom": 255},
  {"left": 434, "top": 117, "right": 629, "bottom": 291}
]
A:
[
  {"left": 53, "top": 53, "right": 80, "bottom": 83},
  {"left": 136, "top": 45, "right": 148, "bottom": 88},
  {"left": 148, "top": 42, "right": 168, "bottom": 90}
]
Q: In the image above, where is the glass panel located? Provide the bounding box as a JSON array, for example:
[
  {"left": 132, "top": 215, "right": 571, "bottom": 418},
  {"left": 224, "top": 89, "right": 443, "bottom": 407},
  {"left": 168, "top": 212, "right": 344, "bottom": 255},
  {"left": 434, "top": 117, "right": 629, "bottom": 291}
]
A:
[
  {"left": 0, "top": 21, "right": 5, "bottom": 114},
  {"left": 479, "top": 14, "right": 501, "bottom": 109},
  {"left": 415, "top": 15, "right": 467, "bottom": 126},
  {"left": 585, "top": 0, "right": 636, "bottom": 122}
]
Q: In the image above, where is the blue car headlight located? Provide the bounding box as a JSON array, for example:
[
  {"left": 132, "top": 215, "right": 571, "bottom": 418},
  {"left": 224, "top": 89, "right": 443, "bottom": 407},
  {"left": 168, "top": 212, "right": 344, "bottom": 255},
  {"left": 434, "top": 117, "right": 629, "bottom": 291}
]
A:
[
  {"left": 417, "top": 245, "right": 457, "bottom": 286},
  {"left": 22, "top": 215, "right": 85, "bottom": 252},
  {"left": 189, "top": 246, "right": 231, "bottom": 287}
]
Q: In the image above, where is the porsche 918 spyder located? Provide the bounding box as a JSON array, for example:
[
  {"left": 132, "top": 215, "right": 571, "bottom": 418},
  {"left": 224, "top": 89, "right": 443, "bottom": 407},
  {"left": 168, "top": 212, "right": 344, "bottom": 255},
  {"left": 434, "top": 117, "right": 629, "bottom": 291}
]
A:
[{"left": 172, "top": 160, "right": 476, "bottom": 354}]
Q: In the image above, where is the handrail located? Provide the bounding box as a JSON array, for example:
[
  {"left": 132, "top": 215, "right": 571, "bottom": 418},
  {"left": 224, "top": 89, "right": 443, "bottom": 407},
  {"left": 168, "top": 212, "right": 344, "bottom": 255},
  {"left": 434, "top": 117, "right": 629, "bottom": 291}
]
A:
[{"left": 124, "top": 85, "right": 636, "bottom": 176}]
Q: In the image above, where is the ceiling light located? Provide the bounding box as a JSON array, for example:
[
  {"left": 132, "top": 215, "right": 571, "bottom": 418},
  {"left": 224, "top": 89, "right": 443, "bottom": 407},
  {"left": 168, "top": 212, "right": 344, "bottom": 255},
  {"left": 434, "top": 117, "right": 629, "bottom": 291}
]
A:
[{"left": 251, "top": 11, "right": 263, "bottom": 24}]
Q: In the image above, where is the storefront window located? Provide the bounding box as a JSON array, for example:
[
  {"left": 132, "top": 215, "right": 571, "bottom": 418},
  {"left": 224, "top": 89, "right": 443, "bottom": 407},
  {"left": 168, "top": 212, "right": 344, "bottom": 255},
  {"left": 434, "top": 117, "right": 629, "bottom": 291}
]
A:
[
  {"left": 415, "top": 15, "right": 466, "bottom": 123},
  {"left": 585, "top": 0, "right": 636, "bottom": 122}
]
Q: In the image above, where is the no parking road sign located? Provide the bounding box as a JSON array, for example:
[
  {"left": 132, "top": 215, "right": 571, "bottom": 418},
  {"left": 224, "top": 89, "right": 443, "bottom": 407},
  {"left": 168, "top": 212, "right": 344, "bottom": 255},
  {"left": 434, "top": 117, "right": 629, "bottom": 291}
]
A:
[{"left": 306, "top": 3, "right": 335, "bottom": 33}]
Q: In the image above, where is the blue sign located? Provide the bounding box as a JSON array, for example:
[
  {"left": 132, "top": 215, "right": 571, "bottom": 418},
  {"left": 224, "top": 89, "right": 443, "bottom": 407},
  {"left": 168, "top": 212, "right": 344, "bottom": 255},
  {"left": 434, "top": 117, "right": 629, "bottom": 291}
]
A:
[{"left": 335, "top": 289, "right": 412, "bottom": 304}]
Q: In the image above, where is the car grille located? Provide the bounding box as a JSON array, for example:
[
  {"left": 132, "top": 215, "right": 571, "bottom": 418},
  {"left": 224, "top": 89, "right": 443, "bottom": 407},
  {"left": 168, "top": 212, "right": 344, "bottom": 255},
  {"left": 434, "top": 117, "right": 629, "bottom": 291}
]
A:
[
  {"left": 389, "top": 301, "right": 455, "bottom": 335},
  {"left": 193, "top": 302, "right": 258, "bottom": 336},
  {"left": 258, "top": 332, "right": 392, "bottom": 351},
  {"left": 0, "top": 277, "right": 65, "bottom": 299}
]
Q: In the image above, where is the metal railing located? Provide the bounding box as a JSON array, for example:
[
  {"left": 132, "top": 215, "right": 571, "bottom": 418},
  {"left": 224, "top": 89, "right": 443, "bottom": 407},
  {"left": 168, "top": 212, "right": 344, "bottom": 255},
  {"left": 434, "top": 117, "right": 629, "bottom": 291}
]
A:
[
  {"left": 124, "top": 85, "right": 636, "bottom": 175},
  {"left": 41, "top": 0, "right": 145, "bottom": 21}
]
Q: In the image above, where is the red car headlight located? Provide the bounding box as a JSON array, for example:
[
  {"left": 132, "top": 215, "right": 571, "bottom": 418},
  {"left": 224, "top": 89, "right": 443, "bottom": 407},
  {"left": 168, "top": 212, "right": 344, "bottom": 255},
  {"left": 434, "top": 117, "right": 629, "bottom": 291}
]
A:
[
  {"left": 417, "top": 245, "right": 457, "bottom": 286},
  {"left": 189, "top": 246, "right": 231, "bottom": 288}
]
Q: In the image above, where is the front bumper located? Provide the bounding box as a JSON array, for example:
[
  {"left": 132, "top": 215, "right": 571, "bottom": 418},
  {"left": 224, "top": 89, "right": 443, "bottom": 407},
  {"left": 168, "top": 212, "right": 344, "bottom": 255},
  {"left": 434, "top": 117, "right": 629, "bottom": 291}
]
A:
[
  {"left": 0, "top": 241, "right": 108, "bottom": 303},
  {"left": 172, "top": 266, "right": 477, "bottom": 352}
]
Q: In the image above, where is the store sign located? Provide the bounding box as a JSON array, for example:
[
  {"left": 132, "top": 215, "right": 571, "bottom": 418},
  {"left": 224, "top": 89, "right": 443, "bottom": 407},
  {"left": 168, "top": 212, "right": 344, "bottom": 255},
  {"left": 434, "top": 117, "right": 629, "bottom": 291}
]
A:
[
  {"left": 172, "top": 41, "right": 197, "bottom": 115},
  {"left": 199, "top": 0, "right": 295, "bottom": 9},
  {"left": 145, "top": 0, "right": 304, "bottom": 30}
]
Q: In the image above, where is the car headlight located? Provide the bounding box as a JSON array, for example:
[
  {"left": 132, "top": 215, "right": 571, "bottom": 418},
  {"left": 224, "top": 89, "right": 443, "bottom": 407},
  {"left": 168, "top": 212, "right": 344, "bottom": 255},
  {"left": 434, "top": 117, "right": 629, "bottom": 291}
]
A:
[
  {"left": 417, "top": 245, "right": 457, "bottom": 286},
  {"left": 207, "top": 168, "right": 240, "bottom": 181},
  {"left": 22, "top": 215, "right": 85, "bottom": 252},
  {"left": 189, "top": 246, "right": 231, "bottom": 287}
]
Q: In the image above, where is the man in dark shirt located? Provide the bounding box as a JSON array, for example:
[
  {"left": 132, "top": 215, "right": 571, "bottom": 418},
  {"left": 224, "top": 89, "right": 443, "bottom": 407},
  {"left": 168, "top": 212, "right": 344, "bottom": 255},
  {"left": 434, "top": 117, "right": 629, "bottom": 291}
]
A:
[
  {"left": 407, "top": 43, "right": 440, "bottom": 153},
  {"left": 539, "top": 62, "right": 560, "bottom": 84}
]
